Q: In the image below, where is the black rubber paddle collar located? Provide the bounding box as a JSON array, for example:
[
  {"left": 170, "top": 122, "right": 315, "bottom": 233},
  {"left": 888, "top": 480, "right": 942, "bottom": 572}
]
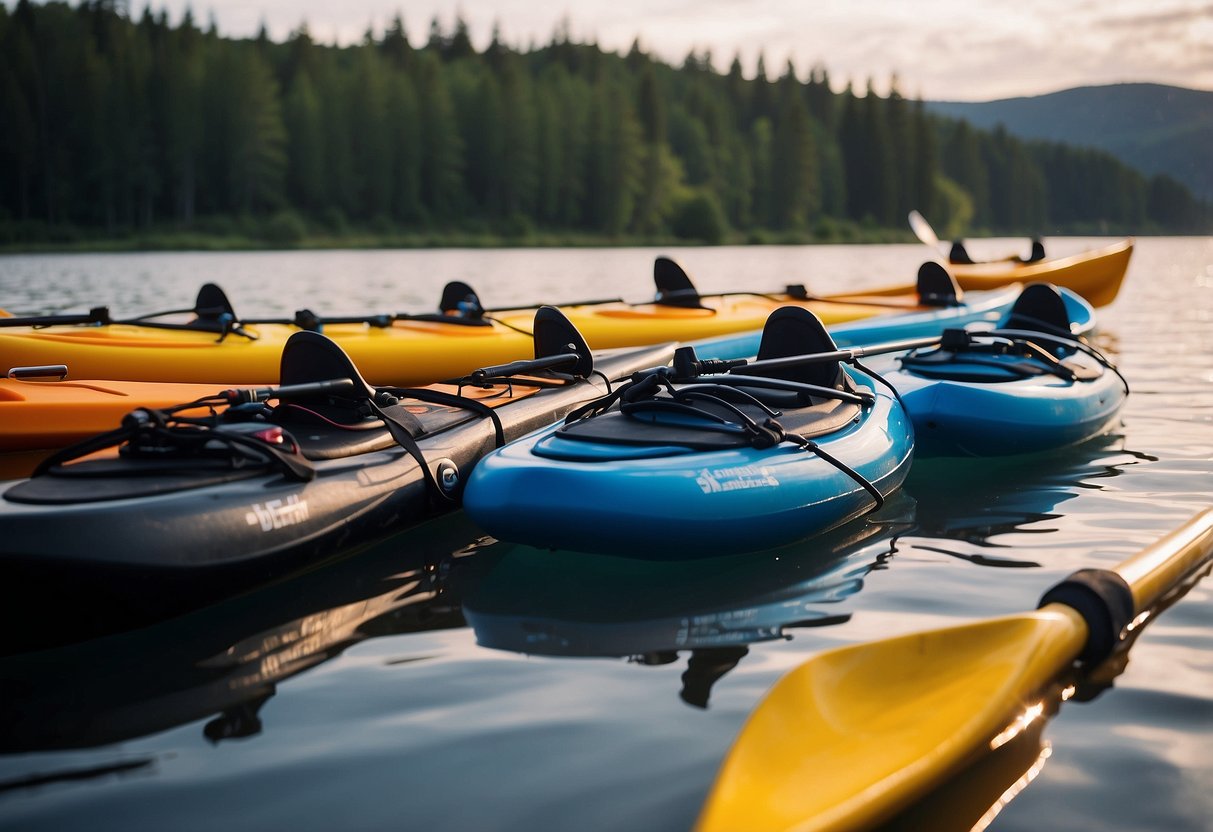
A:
[{"left": 1038, "top": 568, "right": 1135, "bottom": 664}]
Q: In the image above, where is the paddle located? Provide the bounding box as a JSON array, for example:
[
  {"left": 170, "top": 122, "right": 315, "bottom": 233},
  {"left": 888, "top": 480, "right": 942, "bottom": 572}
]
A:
[
  {"left": 696, "top": 508, "right": 1213, "bottom": 832},
  {"left": 908, "top": 210, "right": 944, "bottom": 252}
]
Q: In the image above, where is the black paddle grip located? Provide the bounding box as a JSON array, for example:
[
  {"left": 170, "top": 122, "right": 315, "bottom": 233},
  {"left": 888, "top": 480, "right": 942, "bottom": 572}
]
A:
[{"left": 1038, "top": 568, "right": 1135, "bottom": 664}]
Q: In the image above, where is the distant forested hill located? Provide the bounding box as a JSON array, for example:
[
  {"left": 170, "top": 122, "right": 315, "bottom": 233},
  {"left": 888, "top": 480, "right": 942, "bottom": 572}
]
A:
[
  {"left": 1, "top": 2, "right": 1208, "bottom": 248},
  {"left": 927, "top": 84, "right": 1213, "bottom": 201}
]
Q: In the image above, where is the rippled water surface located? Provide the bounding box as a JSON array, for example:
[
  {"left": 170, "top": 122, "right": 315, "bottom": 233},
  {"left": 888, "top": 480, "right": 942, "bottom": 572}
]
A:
[{"left": 0, "top": 238, "right": 1210, "bottom": 831}]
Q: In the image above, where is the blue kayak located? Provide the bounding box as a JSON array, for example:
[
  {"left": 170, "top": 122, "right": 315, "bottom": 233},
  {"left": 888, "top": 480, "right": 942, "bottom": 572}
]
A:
[
  {"left": 873, "top": 284, "right": 1128, "bottom": 456},
  {"left": 695, "top": 264, "right": 1096, "bottom": 361},
  {"left": 463, "top": 308, "right": 914, "bottom": 557}
]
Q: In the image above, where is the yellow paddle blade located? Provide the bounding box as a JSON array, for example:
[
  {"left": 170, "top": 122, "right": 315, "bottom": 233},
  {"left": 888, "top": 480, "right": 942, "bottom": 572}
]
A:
[
  {"left": 695, "top": 607, "right": 1087, "bottom": 832},
  {"left": 698, "top": 508, "right": 1213, "bottom": 832}
]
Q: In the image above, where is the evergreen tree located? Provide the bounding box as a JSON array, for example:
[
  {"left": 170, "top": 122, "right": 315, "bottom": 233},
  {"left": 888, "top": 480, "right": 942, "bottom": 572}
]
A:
[
  {"left": 770, "top": 61, "right": 818, "bottom": 228},
  {"left": 380, "top": 13, "right": 412, "bottom": 68},
  {"left": 283, "top": 69, "right": 325, "bottom": 214},
  {"left": 415, "top": 51, "right": 464, "bottom": 220}
]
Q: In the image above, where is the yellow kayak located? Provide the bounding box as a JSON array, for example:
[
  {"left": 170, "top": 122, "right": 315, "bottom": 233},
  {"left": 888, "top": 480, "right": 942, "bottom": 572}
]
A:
[
  {"left": 905, "top": 213, "right": 1132, "bottom": 307},
  {"left": 0, "top": 258, "right": 961, "bottom": 386},
  {"left": 946, "top": 238, "right": 1132, "bottom": 307}
]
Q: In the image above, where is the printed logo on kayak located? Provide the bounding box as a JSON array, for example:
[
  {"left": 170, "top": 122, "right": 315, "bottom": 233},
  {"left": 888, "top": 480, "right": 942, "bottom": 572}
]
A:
[
  {"left": 245, "top": 495, "right": 310, "bottom": 531},
  {"left": 695, "top": 466, "right": 779, "bottom": 494}
]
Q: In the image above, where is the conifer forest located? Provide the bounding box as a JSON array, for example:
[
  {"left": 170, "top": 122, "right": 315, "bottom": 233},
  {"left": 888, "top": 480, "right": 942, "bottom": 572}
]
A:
[{"left": 1, "top": 0, "right": 1207, "bottom": 248}]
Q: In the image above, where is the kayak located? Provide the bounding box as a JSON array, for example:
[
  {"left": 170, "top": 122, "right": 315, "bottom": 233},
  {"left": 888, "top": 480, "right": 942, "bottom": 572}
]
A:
[
  {"left": 462, "top": 308, "right": 914, "bottom": 557},
  {"left": 905, "top": 212, "right": 1132, "bottom": 307},
  {"left": 0, "top": 308, "right": 676, "bottom": 611},
  {"left": 0, "top": 257, "right": 1003, "bottom": 386},
  {"left": 873, "top": 284, "right": 1128, "bottom": 456},
  {"left": 944, "top": 238, "right": 1132, "bottom": 308},
  {"left": 0, "top": 265, "right": 1034, "bottom": 474},
  {"left": 694, "top": 276, "right": 1093, "bottom": 362},
  {"left": 0, "top": 371, "right": 232, "bottom": 479}
]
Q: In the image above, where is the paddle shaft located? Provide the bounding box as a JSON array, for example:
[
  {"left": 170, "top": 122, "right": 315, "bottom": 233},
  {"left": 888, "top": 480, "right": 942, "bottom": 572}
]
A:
[
  {"left": 1112, "top": 507, "right": 1213, "bottom": 612},
  {"left": 685, "top": 334, "right": 945, "bottom": 377},
  {"left": 0, "top": 308, "right": 110, "bottom": 327},
  {"left": 469, "top": 352, "right": 581, "bottom": 381},
  {"left": 221, "top": 378, "right": 357, "bottom": 404}
]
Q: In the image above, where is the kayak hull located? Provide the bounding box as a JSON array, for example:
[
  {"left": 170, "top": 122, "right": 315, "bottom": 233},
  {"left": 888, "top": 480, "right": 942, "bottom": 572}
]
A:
[
  {"left": 878, "top": 351, "right": 1127, "bottom": 456},
  {"left": 0, "top": 343, "right": 674, "bottom": 627},
  {"left": 463, "top": 369, "right": 913, "bottom": 557},
  {"left": 693, "top": 285, "right": 1093, "bottom": 362}
]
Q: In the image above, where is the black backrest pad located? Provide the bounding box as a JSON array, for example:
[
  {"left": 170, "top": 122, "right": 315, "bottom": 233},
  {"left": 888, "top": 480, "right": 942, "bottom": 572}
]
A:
[
  {"left": 279, "top": 331, "right": 378, "bottom": 397},
  {"left": 194, "top": 283, "right": 237, "bottom": 320},
  {"left": 654, "top": 256, "right": 696, "bottom": 294},
  {"left": 917, "top": 261, "right": 962, "bottom": 306},
  {"left": 439, "top": 281, "right": 483, "bottom": 314},
  {"left": 1005, "top": 283, "right": 1071, "bottom": 333},
  {"left": 736, "top": 306, "right": 841, "bottom": 389},
  {"left": 533, "top": 306, "right": 594, "bottom": 377},
  {"left": 653, "top": 256, "right": 706, "bottom": 308}
]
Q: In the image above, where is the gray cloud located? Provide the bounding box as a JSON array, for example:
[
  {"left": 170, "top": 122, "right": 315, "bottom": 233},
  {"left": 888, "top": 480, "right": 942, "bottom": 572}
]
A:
[{"left": 151, "top": 0, "right": 1213, "bottom": 99}]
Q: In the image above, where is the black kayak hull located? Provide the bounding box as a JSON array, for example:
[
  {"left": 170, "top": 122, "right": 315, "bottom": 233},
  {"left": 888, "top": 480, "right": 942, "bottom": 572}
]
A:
[{"left": 0, "top": 343, "right": 674, "bottom": 641}]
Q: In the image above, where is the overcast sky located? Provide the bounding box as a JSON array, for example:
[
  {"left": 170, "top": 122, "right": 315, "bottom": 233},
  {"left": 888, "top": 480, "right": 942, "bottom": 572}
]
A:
[{"left": 149, "top": 0, "right": 1213, "bottom": 101}]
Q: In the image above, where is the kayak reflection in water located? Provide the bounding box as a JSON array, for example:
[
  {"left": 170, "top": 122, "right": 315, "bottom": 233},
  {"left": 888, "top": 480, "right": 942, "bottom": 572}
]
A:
[
  {"left": 204, "top": 691, "right": 275, "bottom": 744},
  {"left": 631, "top": 647, "right": 750, "bottom": 709}
]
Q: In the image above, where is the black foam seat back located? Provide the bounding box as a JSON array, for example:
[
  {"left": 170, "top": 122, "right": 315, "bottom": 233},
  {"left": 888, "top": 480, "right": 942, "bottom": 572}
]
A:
[
  {"left": 438, "top": 281, "right": 484, "bottom": 316},
  {"left": 949, "top": 240, "right": 975, "bottom": 264},
  {"left": 193, "top": 283, "right": 237, "bottom": 322},
  {"left": 738, "top": 306, "right": 841, "bottom": 389},
  {"left": 1004, "top": 283, "right": 1071, "bottom": 334},
  {"left": 917, "top": 261, "right": 963, "bottom": 306},
  {"left": 278, "top": 331, "right": 377, "bottom": 399},
  {"left": 653, "top": 256, "right": 705, "bottom": 308},
  {"left": 533, "top": 306, "right": 594, "bottom": 378}
]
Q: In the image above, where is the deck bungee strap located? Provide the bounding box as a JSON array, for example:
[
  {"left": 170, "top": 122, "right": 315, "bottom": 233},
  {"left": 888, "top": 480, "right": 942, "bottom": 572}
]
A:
[
  {"left": 30, "top": 405, "right": 317, "bottom": 483},
  {"left": 0, "top": 283, "right": 262, "bottom": 342},
  {"left": 899, "top": 327, "right": 1129, "bottom": 391},
  {"left": 985, "top": 328, "right": 1129, "bottom": 392},
  {"left": 559, "top": 359, "right": 887, "bottom": 513}
]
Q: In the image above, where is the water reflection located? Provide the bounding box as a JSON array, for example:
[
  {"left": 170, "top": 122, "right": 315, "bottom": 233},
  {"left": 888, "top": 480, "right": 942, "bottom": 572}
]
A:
[
  {"left": 900, "top": 433, "right": 1147, "bottom": 546},
  {"left": 0, "top": 435, "right": 1147, "bottom": 766},
  {"left": 456, "top": 502, "right": 928, "bottom": 708},
  {"left": 0, "top": 514, "right": 476, "bottom": 756}
]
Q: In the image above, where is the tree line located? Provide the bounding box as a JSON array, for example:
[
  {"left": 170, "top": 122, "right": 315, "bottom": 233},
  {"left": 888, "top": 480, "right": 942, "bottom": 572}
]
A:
[{"left": 1, "top": 0, "right": 1207, "bottom": 247}]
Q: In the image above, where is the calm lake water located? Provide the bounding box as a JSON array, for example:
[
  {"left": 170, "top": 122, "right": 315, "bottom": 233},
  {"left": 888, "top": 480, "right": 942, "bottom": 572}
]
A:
[{"left": 0, "top": 238, "right": 1210, "bottom": 831}]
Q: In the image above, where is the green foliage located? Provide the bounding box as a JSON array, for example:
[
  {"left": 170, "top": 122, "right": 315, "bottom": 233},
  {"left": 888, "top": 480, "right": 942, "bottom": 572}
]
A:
[
  {"left": 0, "top": 1, "right": 1206, "bottom": 248},
  {"left": 261, "top": 209, "right": 308, "bottom": 244},
  {"left": 670, "top": 190, "right": 727, "bottom": 243}
]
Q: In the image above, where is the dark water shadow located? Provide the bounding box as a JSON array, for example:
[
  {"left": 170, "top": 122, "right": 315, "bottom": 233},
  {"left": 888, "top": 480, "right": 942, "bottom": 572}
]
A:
[
  {"left": 0, "top": 433, "right": 1157, "bottom": 771},
  {"left": 0, "top": 513, "right": 486, "bottom": 757}
]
